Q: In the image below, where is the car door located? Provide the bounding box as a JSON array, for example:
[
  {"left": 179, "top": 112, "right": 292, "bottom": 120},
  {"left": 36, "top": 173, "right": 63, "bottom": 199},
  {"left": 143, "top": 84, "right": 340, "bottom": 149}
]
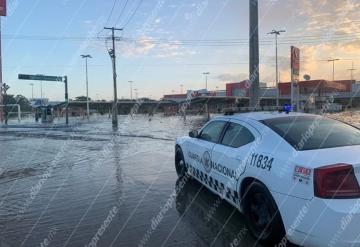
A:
[
  {"left": 185, "top": 120, "right": 228, "bottom": 182},
  {"left": 210, "top": 120, "right": 260, "bottom": 207}
]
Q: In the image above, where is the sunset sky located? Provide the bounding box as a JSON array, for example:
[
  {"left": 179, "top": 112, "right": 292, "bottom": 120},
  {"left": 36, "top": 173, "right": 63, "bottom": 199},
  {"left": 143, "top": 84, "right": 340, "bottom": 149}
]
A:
[{"left": 2, "top": 0, "right": 360, "bottom": 100}]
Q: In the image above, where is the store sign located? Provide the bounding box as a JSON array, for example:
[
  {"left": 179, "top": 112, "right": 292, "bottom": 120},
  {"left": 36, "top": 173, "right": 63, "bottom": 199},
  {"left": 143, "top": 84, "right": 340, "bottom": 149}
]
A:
[
  {"left": 291, "top": 46, "right": 300, "bottom": 109},
  {"left": 291, "top": 46, "right": 300, "bottom": 77},
  {"left": 0, "top": 0, "right": 6, "bottom": 16}
]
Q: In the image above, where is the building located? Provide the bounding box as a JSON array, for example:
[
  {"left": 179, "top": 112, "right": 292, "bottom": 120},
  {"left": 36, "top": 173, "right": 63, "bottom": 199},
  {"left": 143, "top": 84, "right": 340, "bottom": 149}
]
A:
[
  {"left": 163, "top": 89, "right": 219, "bottom": 102},
  {"left": 226, "top": 81, "right": 268, "bottom": 97},
  {"left": 160, "top": 79, "right": 359, "bottom": 113},
  {"left": 278, "top": 80, "right": 354, "bottom": 96},
  {"left": 162, "top": 94, "right": 187, "bottom": 103}
]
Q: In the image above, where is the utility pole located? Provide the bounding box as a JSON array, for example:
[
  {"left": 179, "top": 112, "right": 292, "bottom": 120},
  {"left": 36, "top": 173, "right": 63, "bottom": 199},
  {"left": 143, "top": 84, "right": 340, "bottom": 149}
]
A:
[
  {"left": 64, "top": 76, "right": 69, "bottom": 125},
  {"left": 104, "top": 27, "right": 122, "bottom": 128},
  {"left": 249, "top": 0, "right": 260, "bottom": 108},
  {"left": 81, "top": 54, "right": 92, "bottom": 120},
  {"left": 348, "top": 62, "right": 357, "bottom": 81},
  {"left": 1, "top": 83, "right": 9, "bottom": 125},
  {"left": 29, "top": 83, "right": 34, "bottom": 99},
  {"left": 268, "top": 29, "right": 285, "bottom": 107},
  {"left": 203, "top": 72, "right": 210, "bottom": 91},
  {"left": 40, "top": 81, "right": 43, "bottom": 103},
  {"left": 0, "top": 19, "right": 3, "bottom": 123},
  {"left": 128, "top": 81, "right": 134, "bottom": 100},
  {"left": 328, "top": 58, "right": 340, "bottom": 81}
]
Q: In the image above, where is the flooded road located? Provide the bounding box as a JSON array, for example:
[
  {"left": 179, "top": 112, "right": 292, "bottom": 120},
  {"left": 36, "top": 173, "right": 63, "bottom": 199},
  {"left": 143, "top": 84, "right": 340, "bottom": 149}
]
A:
[
  {"left": 0, "top": 115, "right": 259, "bottom": 247},
  {"left": 2, "top": 111, "right": 356, "bottom": 247}
]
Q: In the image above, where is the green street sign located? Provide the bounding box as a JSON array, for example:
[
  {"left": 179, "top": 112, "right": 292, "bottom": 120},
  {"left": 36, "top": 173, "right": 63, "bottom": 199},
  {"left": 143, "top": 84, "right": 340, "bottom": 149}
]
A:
[{"left": 18, "top": 74, "right": 63, "bottom": 82}]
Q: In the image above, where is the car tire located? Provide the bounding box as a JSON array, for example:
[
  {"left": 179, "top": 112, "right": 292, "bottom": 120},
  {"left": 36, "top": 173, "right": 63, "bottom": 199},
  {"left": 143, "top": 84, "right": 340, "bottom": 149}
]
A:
[
  {"left": 242, "top": 181, "right": 286, "bottom": 246},
  {"left": 175, "top": 147, "right": 186, "bottom": 178}
]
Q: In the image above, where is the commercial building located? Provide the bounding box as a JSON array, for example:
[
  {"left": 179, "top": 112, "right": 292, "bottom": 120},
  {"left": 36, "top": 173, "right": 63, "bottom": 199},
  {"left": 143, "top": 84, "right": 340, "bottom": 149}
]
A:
[
  {"left": 161, "top": 79, "right": 359, "bottom": 113},
  {"left": 278, "top": 80, "right": 354, "bottom": 96},
  {"left": 162, "top": 94, "right": 187, "bottom": 103},
  {"left": 226, "top": 81, "right": 268, "bottom": 97}
]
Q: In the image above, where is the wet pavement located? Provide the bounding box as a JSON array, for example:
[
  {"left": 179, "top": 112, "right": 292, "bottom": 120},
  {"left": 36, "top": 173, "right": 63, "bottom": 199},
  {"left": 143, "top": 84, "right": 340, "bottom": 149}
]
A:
[
  {"left": 0, "top": 114, "right": 263, "bottom": 247},
  {"left": 4, "top": 111, "right": 356, "bottom": 246}
]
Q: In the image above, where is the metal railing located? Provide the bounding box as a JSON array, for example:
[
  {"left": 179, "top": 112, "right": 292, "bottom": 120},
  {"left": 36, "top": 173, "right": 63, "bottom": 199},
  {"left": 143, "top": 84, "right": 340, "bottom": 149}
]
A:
[{"left": 0, "top": 104, "right": 21, "bottom": 123}]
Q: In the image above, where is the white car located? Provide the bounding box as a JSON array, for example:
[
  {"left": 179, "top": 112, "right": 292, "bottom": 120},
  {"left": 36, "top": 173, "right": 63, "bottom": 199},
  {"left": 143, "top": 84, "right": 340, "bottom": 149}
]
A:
[{"left": 175, "top": 112, "right": 360, "bottom": 247}]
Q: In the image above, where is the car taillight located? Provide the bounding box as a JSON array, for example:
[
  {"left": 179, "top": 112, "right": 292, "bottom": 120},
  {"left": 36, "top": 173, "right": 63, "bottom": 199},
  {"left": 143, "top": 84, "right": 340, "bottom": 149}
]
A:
[{"left": 314, "top": 164, "right": 360, "bottom": 199}]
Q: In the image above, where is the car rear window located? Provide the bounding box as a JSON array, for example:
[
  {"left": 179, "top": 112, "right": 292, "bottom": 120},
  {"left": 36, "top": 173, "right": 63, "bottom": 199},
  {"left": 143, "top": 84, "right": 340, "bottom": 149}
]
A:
[
  {"left": 221, "top": 123, "right": 255, "bottom": 148},
  {"left": 261, "top": 116, "right": 360, "bottom": 151}
]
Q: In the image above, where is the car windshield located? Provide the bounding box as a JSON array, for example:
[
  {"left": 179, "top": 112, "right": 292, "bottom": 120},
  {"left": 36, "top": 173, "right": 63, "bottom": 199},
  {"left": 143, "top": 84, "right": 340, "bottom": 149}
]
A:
[{"left": 261, "top": 116, "right": 360, "bottom": 151}]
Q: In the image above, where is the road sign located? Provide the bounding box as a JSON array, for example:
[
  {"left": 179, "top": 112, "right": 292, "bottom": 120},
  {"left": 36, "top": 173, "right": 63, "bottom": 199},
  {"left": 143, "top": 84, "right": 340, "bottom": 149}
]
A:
[
  {"left": 18, "top": 73, "right": 69, "bottom": 124},
  {"left": 0, "top": 0, "right": 6, "bottom": 16},
  {"left": 18, "top": 74, "right": 63, "bottom": 82},
  {"left": 3, "top": 83, "right": 9, "bottom": 91}
]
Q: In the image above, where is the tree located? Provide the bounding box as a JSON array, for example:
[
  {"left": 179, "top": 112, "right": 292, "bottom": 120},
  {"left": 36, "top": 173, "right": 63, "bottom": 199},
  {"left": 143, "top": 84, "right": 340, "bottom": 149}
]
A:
[
  {"left": 3, "top": 94, "right": 32, "bottom": 112},
  {"left": 15, "top": 95, "right": 32, "bottom": 111},
  {"left": 75, "top": 96, "right": 91, "bottom": 101}
]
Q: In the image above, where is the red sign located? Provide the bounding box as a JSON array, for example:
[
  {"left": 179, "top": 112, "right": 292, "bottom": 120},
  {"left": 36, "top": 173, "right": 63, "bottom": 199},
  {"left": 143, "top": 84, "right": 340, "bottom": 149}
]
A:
[
  {"left": 293, "top": 166, "right": 312, "bottom": 185},
  {"left": 0, "top": 0, "right": 6, "bottom": 16},
  {"left": 291, "top": 46, "right": 300, "bottom": 76},
  {"left": 295, "top": 166, "right": 311, "bottom": 176}
]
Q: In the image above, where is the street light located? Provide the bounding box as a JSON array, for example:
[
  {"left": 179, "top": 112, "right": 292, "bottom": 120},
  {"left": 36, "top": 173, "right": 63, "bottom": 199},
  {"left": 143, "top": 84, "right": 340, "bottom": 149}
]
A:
[
  {"left": 81, "top": 54, "right": 92, "bottom": 120},
  {"left": 203, "top": 72, "right": 210, "bottom": 91},
  {"left": 133, "top": 88, "right": 139, "bottom": 99},
  {"left": 327, "top": 58, "right": 340, "bottom": 81},
  {"left": 267, "top": 29, "right": 286, "bottom": 107},
  {"left": 29, "top": 83, "right": 34, "bottom": 99},
  {"left": 128, "top": 81, "right": 134, "bottom": 100},
  {"left": 348, "top": 61, "right": 357, "bottom": 81}
]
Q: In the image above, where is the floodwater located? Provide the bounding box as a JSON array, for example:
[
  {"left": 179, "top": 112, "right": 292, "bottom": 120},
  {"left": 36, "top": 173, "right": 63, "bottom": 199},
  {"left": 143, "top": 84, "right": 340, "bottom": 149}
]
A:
[
  {"left": 1, "top": 112, "right": 357, "bottom": 247},
  {"left": 0, "top": 114, "right": 258, "bottom": 247}
]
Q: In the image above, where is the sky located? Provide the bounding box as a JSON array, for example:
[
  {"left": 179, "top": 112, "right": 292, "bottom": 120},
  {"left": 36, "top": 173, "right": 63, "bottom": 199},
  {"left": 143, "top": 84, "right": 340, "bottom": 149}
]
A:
[{"left": 2, "top": 0, "right": 360, "bottom": 100}]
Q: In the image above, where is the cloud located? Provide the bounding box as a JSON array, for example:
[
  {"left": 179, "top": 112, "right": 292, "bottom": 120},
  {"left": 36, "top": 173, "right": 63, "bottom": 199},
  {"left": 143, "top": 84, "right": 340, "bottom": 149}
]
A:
[
  {"left": 292, "top": 0, "right": 360, "bottom": 36},
  {"left": 121, "top": 36, "right": 157, "bottom": 57},
  {"left": 120, "top": 36, "right": 197, "bottom": 59},
  {"left": 83, "top": 20, "right": 93, "bottom": 25},
  {"left": 155, "top": 42, "right": 198, "bottom": 58},
  {"left": 265, "top": 0, "right": 360, "bottom": 82},
  {"left": 216, "top": 73, "right": 248, "bottom": 82},
  {"left": 264, "top": 55, "right": 290, "bottom": 71}
]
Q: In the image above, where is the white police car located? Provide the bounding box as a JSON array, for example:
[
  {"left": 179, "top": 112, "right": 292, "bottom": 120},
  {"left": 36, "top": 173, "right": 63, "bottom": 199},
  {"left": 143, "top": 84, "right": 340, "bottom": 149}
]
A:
[{"left": 175, "top": 112, "right": 360, "bottom": 247}]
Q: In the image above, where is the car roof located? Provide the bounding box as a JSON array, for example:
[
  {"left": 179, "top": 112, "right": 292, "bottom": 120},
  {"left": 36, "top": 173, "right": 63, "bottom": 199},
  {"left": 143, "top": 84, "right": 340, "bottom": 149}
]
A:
[{"left": 216, "top": 111, "right": 319, "bottom": 122}]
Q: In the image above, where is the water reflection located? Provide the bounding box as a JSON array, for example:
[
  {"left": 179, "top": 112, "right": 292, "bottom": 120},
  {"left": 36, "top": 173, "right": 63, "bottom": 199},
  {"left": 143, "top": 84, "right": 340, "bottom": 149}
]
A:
[
  {"left": 0, "top": 114, "right": 303, "bottom": 246},
  {"left": 175, "top": 178, "right": 258, "bottom": 247}
]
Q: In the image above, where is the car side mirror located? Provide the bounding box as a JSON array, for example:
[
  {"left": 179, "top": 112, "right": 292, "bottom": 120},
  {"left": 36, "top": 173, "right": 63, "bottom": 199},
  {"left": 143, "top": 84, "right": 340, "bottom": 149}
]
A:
[{"left": 189, "top": 130, "right": 199, "bottom": 138}]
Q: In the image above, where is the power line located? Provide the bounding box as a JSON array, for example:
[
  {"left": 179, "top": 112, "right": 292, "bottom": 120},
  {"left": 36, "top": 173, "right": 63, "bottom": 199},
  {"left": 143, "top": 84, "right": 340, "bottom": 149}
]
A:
[
  {"left": 96, "top": 0, "right": 119, "bottom": 37},
  {"left": 115, "top": 0, "right": 130, "bottom": 27},
  {"left": 3, "top": 30, "right": 359, "bottom": 41},
  {"left": 104, "top": 0, "right": 119, "bottom": 27},
  {"left": 1, "top": 33, "right": 359, "bottom": 46},
  {"left": 2, "top": 35, "right": 357, "bottom": 45},
  {"left": 8, "top": 58, "right": 360, "bottom": 69},
  {"left": 121, "top": 0, "right": 143, "bottom": 29}
]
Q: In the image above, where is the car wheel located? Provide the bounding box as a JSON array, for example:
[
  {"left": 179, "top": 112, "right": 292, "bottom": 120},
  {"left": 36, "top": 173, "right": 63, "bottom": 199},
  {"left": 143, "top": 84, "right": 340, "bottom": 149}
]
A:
[
  {"left": 175, "top": 147, "right": 186, "bottom": 178},
  {"left": 243, "top": 181, "right": 285, "bottom": 245}
]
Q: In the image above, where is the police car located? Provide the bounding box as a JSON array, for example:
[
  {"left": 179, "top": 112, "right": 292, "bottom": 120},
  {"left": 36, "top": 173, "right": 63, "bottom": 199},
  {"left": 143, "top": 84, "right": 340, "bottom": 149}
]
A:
[{"left": 175, "top": 112, "right": 360, "bottom": 247}]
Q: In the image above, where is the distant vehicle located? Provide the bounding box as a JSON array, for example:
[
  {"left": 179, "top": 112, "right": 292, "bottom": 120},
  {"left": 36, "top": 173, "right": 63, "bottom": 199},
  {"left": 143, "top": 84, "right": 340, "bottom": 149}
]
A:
[{"left": 175, "top": 112, "right": 360, "bottom": 247}]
